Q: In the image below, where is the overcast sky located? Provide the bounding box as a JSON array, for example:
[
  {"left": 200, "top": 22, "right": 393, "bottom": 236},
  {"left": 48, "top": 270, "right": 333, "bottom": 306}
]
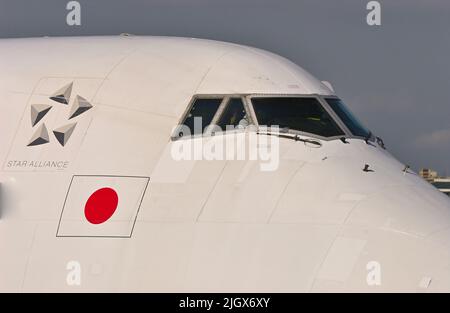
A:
[{"left": 0, "top": 0, "right": 449, "bottom": 174}]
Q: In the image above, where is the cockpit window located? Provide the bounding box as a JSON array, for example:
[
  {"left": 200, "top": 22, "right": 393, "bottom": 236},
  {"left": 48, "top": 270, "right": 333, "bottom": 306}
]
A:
[
  {"left": 325, "top": 98, "right": 371, "bottom": 138},
  {"left": 251, "top": 97, "right": 345, "bottom": 138},
  {"left": 216, "top": 98, "right": 249, "bottom": 131},
  {"left": 180, "top": 98, "right": 223, "bottom": 136}
]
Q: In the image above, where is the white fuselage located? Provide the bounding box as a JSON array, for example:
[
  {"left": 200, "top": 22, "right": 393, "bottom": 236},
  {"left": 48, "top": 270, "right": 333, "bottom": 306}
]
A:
[{"left": 0, "top": 36, "right": 449, "bottom": 292}]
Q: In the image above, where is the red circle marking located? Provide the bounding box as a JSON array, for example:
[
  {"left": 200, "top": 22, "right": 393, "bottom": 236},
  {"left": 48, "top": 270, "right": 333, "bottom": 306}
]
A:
[{"left": 84, "top": 187, "right": 119, "bottom": 225}]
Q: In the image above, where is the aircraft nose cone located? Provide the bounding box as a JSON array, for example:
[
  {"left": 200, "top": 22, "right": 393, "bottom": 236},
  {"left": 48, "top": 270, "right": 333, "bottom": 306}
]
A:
[{"left": 341, "top": 174, "right": 450, "bottom": 292}]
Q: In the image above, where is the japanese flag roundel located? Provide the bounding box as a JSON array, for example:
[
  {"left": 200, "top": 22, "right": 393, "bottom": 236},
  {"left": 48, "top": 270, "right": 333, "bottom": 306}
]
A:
[{"left": 57, "top": 175, "right": 149, "bottom": 238}]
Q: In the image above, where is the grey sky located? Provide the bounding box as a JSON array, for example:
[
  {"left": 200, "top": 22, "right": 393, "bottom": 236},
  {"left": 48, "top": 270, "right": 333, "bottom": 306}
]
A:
[{"left": 1, "top": 0, "right": 449, "bottom": 174}]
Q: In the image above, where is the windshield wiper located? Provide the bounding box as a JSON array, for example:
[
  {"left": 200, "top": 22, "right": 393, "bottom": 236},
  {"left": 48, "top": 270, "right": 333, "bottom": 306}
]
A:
[
  {"left": 376, "top": 136, "right": 386, "bottom": 149},
  {"left": 364, "top": 131, "right": 373, "bottom": 144},
  {"left": 363, "top": 131, "right": 386, "bottom": 149},
  {"left": 256, "top": 129, "right": 322, "bottom": 147}
]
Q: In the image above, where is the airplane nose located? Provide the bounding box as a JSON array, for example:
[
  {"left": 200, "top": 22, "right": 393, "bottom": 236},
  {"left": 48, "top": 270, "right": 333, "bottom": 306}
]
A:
[
  {"left": 330, "top": 149, "right": 450, "bottom": 292},
  {"left": 341, "top": 140, "right": 450, "bottom": 237},
  {"left": 273, "top": 139, "right": 450, "bottom": 291},
  {"left": 345, "top": 140, "right": 450, "bottom": 292},
  {"left": 304, "top": 175, "right": 450, "bottom": 292},
  {"left": 345, "top": 178, "right": 450, "bottom": 289}
]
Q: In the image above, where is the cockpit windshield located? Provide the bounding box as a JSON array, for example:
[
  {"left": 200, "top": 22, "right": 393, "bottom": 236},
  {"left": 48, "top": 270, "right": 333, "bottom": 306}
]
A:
[
  {"left": 325, "top": 98, "right": 371, "bottom": 138},
  {"left": 251, "top": 97, "right": 345, "bottom": 138}
]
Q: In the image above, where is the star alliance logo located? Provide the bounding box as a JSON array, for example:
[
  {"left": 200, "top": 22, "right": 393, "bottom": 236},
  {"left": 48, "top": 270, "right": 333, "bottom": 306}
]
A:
[
  {"left": 3, "top": 78, "right": 100, "bottom": 172},
  {"left": 27, "top": 82, "right": 93, "bottom": 147}
]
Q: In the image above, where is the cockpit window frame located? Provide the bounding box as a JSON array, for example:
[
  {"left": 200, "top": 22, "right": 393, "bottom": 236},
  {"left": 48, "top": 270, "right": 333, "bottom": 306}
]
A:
[
  {"left": 245, "top": 94, "right": 350, "bottom": 141},
  {"left": 171, "top": 95, "right": 225, "bottom": 140},
  {"left": 209, "top": 97, "right": 253, "bottom": 135},
  {"left": 172, "top": 94, "right": 256, "bottom": 141},
  {"left": 172, "top": 93, "right": 371, "bottom": 143},
  {"left": 320, "top": 95, "right": 373, "bottom": 141}
]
